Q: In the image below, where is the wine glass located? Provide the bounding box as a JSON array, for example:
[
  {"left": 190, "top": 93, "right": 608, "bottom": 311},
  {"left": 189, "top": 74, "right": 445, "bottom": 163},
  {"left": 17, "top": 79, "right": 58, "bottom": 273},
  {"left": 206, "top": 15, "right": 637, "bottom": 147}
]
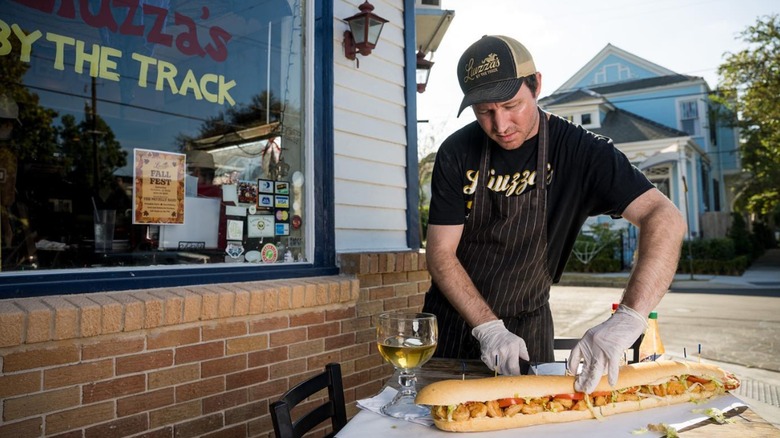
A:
[{"left": 377, "top": 311, "right": 438, "bottom": 419}]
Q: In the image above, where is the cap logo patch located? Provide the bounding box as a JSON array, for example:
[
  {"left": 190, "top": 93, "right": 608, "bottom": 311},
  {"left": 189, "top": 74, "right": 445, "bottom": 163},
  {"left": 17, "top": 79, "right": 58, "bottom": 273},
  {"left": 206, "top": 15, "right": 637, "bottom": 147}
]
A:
[{"left": 463, "top": 53, "right": 501, "bottom": 83}]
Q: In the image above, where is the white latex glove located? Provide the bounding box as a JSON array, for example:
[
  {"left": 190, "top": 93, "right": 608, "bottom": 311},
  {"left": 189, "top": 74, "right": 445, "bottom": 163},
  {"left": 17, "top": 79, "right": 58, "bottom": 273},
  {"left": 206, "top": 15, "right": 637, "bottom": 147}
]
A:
[
  {"left": 471, "top": 320, "right": 530, "bottom": 375},
  {"left": 568, "top": 305, "right": 648, "bottom": 394}
]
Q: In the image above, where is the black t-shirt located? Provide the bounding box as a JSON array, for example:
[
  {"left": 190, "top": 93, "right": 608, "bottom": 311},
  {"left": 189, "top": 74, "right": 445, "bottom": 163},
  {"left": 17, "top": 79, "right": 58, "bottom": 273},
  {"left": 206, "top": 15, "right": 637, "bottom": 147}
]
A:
[{"left": 428, "top": 113, "right": 653, "bottom": 282}]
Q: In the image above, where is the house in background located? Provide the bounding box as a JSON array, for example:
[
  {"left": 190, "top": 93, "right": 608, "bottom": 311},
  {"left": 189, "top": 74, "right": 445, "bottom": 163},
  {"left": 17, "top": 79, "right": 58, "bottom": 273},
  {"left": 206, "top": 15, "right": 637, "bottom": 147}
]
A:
[{"left": 540, "top": 44, "right": 742, "bottom": 245}]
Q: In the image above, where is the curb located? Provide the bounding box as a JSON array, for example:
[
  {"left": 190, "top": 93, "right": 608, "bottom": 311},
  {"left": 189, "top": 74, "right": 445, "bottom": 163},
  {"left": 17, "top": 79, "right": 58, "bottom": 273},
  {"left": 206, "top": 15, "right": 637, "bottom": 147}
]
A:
[{"left": 557, "top": 274, "right": 628, "bottom": 288}]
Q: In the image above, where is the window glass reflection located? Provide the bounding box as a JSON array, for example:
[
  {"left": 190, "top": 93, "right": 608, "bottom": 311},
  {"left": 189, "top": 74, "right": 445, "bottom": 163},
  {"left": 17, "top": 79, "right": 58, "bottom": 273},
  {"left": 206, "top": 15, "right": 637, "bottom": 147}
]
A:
[{"left": 0, "top": 0, "right": 307, "bottom": 271}]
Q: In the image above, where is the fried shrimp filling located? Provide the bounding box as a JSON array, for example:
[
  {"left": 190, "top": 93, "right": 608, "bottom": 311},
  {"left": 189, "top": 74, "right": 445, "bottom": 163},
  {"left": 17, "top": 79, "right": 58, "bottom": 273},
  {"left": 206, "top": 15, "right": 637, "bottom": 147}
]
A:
[{"left": 430, "top": 375, "right": 733, "bottom": 422}]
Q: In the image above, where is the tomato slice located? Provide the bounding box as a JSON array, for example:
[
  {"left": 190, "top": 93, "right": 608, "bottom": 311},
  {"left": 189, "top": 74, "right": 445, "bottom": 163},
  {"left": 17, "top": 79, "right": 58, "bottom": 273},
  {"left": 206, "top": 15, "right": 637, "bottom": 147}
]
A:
[
  {"left": 497, "top": 398, "right": 524, "bottom": 408},
  {"left": 687, "top": 376, "right": 712, "bottom": 384},
  {"left": 724, "top": 374, "right": 739, "bottom": 390},
  {"left": 553, "top": 391, "right": 611, "bottom": 400}
]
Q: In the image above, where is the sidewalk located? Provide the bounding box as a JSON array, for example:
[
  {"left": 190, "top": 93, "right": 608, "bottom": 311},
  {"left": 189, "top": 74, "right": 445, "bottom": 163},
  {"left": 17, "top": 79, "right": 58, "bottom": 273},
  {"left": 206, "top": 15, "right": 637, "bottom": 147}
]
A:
[
  {"left": 559, "top": 248, "right": 780, "bottom": 291},
  {"left": 672, "top": 247, "right": 780, "bottom": 291}
]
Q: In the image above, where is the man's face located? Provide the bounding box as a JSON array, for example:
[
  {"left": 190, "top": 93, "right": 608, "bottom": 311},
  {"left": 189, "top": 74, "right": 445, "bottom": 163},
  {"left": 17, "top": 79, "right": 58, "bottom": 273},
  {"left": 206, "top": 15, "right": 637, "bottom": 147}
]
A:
[{"left": 472, "top": 73, "right": 541, "bottom": 150}]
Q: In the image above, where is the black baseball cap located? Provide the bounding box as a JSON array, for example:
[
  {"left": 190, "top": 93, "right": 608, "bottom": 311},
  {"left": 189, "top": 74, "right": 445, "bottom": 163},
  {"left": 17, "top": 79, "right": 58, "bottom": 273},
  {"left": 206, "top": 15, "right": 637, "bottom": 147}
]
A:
[{"left": 457, "top": 35, "right": 537, "bottom": 116}]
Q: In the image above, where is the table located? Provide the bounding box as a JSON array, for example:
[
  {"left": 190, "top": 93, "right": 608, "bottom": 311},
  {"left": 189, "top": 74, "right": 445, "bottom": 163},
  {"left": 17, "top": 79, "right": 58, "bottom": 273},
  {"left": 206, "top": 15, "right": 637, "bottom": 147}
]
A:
[{"left": 338, "top": 359, "right": 780, "bottom": 437}]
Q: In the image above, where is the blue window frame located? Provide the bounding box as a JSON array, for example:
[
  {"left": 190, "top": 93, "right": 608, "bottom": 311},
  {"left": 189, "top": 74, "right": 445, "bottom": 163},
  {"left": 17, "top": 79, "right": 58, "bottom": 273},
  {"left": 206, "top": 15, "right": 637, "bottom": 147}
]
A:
[{"left": 0, "top": 0, "right": 336, "bottom": 296}]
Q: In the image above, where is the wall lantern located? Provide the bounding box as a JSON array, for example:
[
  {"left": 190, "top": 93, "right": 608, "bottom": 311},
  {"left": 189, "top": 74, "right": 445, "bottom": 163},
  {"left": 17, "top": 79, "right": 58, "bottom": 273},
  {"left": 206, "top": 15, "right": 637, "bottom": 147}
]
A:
[
  {"left": 344, "top": 1, "right": 388, "bottom": 62},
  {"left": 416, "top": 51, "right": 434, "bottom": 93}
]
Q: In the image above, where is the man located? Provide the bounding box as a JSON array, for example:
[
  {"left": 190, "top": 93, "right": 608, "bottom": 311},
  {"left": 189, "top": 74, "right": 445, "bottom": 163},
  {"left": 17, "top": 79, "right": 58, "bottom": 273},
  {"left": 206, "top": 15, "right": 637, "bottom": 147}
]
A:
[
  {"left": 423, "top": 35, "right": 686, "bottom": 394},
  {"left": 187, "top": 149, "right": 218, "bottom": 196},
  {"left": 0, "top": 94, "right": 21, "bottom": 250},
  {"left": 185, "top": 149, "right": 229, "bottom": 249}
]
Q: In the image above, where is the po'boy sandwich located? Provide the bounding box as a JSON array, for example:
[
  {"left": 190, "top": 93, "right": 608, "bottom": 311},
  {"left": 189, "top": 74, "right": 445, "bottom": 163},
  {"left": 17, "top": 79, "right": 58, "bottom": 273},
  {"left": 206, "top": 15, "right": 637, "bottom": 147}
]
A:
[{"left": 415, "top": 360, "right": 740, "bottom": 432}]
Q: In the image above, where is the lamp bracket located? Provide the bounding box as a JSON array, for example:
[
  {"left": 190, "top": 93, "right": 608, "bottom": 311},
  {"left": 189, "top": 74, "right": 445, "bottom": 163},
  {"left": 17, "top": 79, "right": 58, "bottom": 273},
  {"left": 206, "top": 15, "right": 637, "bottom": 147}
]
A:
[{"left": 344, "top": 30, "right": 357, "bottom": 61}]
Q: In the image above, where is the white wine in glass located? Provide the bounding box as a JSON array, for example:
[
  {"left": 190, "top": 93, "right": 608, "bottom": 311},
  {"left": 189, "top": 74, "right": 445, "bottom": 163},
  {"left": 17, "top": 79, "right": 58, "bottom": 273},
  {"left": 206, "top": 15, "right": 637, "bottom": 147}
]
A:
[{"left": 377, "top": 312, "right": 437, "bottom": 419}]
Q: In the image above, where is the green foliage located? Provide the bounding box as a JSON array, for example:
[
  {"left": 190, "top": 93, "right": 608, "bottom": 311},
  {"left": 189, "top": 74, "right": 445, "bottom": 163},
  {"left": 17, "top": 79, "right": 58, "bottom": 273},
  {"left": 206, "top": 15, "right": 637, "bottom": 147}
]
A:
[
  {"left": 0, "top": 33, "right": 59, "bottom": 161},
  {"left": 750, "top": 220, "right": 776, "bottom": 254},
  {"left": 418, "top": 152, "right": 436, "bottom": 246},
  {"left": 678, "top": 214, "right": 771, "bottom": 275},
  {"left": 419, "top": 205, "right": 430, "bottom": 245},
  {"left": 716, "top": 15, "right": 780, "bottom": 223},
  {"left": 566, "top": 224, "right": 623, "bottom": 272},
  {"left": 198, "top": 90, "right": 283, "bottom": 138},
  {"left": 566, "top": 257, "right": 621, "bottom": 273},
  {"left": 58, "top": 111, "right": 127, "bottom": 197},
  {"left": 727, "top": 212, "right": 753, "bottom": 256},
  {"left": 682, "top": 238, "right": 736, "bottom": 261},
  {"left": 679, "top": 239, "right": 746, "bottom": 275},
  {"left": 677, "top": 256, "right": 750, "bottom": 276}
]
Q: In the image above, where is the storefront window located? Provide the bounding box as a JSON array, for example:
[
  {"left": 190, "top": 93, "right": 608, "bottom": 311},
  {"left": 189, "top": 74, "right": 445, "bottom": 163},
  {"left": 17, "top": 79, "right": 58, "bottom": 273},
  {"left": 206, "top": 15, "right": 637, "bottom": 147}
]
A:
[{"left": 1, "top": 0, "right": 308, "bottom": 273}]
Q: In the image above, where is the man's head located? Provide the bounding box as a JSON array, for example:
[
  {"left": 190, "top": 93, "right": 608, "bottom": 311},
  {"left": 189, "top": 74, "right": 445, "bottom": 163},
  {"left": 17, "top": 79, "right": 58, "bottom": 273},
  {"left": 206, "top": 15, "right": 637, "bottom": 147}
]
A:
[
  {"left": 457, "top": 36, "right": 542, "bottom": 150},
  {"left": 457, "top": 35, "right": 538, "bottom": 116},
  {"left": 187, "top": 150, "right": 216, "bottom": 184},
  {"left": 0, "top": 94, "right": 21, "bottom": 141}
]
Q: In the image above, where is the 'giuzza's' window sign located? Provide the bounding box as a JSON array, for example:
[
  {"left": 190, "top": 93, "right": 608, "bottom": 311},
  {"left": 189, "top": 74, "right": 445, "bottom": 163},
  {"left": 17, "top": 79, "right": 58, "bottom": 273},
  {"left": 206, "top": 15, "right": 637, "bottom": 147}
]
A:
[
  {"left": 4, "top": 0, "right": 238, "bottom": 106},
  {"left": 13, "top": 0, "right": 232, "bottom": 61}
]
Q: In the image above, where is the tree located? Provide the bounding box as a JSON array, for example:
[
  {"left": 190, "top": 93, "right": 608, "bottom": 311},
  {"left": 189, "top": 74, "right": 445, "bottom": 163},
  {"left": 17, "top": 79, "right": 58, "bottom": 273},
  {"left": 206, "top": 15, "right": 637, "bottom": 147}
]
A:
[
  {"left": 0, "top": 32, "right": 59, "bottom": 162},
  {"left": 416, "top": 122, "right": 449, "bottom": 245},
  {"left": 196, "top": 91, "right": 283, "bottom": 139},
  {"left": 418, "top": 152, "right": 436, "bottom": 244},
  {"left": 417, "top": 121, "right": 448, "bottom": 161},
  {"left": 716, "top": 14, "right": 780, "bottom": 228},
  {"left": 58, "top": 110, "right": 127, "bottom": 201}
]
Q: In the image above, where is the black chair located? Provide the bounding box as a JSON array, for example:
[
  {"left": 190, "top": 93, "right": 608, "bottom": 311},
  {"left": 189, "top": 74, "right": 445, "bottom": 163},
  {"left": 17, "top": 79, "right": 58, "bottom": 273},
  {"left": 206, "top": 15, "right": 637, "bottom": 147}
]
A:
[
  {"left": 270, "top": 362, "right": 348, "bottom": 438},
  {"left": 554, "top": 334, "right": 644, "bottom": 364}
]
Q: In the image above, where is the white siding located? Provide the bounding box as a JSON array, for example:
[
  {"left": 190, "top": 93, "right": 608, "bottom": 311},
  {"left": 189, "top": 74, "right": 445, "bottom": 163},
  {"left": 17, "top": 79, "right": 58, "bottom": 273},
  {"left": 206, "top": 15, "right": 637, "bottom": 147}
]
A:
[
  {"left": 334, "top": 179, "right": 407, "bottom": 209},
  {"left": 337, "top": 230, "right": 410, "bottom": 252},
  {"left": 335, "top": 158, "right": 407, "bottom": 193},
  {"left": 333, "top": 0, "right": 410, "bottom": 252},
  {"left": 336, "top": 131, "right": 406, "bottom": 164}
]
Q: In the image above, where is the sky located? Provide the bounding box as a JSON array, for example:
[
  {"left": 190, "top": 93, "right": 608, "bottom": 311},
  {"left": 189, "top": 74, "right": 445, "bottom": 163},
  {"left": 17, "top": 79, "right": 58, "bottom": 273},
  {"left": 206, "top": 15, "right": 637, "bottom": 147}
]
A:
[{"left": 416, "top": 0, "right": 777, "bottom": 155}]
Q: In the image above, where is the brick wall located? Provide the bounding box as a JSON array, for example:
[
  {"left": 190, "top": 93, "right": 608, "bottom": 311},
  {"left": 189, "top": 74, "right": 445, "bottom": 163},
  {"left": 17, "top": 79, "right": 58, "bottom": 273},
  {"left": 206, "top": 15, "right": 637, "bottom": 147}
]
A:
[{"left": 0, "top": 251, "right": 430, "bottom": 437}]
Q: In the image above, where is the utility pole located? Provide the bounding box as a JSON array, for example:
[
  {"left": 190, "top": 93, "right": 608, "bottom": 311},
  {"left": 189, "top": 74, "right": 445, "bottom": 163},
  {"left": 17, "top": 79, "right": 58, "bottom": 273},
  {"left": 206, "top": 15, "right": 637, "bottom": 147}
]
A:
[
  {"left": 91, "top": 76, "right": 99, "bottom": 195},
  {"left": 682, "top": 176, "right": 695, "bottom": 280}
]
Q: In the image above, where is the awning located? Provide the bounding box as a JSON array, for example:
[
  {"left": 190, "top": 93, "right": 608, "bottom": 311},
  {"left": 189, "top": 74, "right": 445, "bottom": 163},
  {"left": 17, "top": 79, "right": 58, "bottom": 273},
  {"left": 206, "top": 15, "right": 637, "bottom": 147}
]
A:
[
  {"left": 638, "top": 144, "right": 680, "bottom": 170},
  {"left": 415, "top": 8, "right": 454, "bottom": 53},
  {"left": 638, "top": 152, "right": 678, "bottom": 170}
]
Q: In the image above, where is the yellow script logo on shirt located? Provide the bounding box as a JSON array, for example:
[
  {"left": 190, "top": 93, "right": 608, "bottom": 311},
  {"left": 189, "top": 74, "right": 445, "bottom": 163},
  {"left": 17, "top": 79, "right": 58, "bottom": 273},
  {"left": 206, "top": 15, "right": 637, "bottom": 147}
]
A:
[{"left": 464, "top": 164, "right": 553, "bottom": 197}]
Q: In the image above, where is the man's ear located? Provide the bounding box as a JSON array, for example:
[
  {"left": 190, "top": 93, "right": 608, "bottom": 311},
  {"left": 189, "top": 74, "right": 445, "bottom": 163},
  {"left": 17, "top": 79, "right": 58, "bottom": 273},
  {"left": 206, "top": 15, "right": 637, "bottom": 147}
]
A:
[{"left": 535, "top": 72, "right": 542, "bottom": 98}]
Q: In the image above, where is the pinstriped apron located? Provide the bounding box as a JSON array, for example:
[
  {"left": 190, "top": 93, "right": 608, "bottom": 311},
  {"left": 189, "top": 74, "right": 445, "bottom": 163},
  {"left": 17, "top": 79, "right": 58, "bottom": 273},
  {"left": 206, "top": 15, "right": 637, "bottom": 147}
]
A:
[{"left": 423, "top": 108, "right": 555, "bottom": 363}]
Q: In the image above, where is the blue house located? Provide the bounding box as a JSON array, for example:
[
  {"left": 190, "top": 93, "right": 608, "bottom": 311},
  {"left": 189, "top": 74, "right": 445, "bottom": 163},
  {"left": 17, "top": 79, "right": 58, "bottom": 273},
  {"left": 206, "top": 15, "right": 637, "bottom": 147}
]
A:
[{"left": 540, "top": 44, "right": 741, "bottom": 248}]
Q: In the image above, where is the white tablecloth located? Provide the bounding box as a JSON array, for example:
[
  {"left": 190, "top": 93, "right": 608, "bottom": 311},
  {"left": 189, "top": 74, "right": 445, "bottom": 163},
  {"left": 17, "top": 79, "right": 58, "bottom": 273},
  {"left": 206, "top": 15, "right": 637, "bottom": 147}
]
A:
[{"left": 338, "top": 388, "right": 746, "bottom": 437}]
